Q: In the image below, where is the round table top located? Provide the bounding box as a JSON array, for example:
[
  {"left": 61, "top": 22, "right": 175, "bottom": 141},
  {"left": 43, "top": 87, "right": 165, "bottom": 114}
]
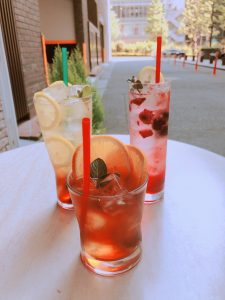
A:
[{"left": 0, "top": 135, "right": 225, "bottom": 300}]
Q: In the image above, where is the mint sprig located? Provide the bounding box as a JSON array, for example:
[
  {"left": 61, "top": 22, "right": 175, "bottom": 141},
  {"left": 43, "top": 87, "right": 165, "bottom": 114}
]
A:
[{"left": 90, "top": 158, "right": 120, "bottom": 189}]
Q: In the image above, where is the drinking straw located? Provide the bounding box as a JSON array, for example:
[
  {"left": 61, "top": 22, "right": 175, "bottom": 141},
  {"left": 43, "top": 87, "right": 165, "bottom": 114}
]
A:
[
  {"left": 155, "top": 36, "right": 162, "bottom": 83},
  {"left": 195, "top": 53, "right": 199, "bottom": 71},
  {"left": 80, "top": 117, "right": 91, "bottom": 227},
  {"left": 62, "top": 47, "right": 68, "bottom": 86},
  {"left": 213, "top": 57, "right": 217, "bottom": 76}
]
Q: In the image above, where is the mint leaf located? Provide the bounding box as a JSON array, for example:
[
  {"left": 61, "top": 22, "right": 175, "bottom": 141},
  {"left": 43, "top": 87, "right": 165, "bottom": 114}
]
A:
[{"left": 90, "top": 158, "right": 107, "bottom": 179}]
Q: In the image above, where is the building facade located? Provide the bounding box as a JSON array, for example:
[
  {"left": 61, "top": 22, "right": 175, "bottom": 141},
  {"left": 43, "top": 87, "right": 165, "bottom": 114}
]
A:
[
  {"left": 111, "top": 0, "right": 185, "bottom": 45},
  {"left": 111, "top": 0, "right": 150, "bottom": 43},
  {"left": 164, "top": 0, "right": 185, "bottom": 44},
  {"left": 0, "top": 0, "right": 108, "bottom": 152}
]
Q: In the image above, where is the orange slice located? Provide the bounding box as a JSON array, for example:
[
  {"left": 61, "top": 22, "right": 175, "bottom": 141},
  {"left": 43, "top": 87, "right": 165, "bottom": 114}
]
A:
[
  {"left": 126, "top": 144, "right": 148, "bottom": 190},
  {"left": 72, "top": 136, "right": 131, "bottom": 182}
]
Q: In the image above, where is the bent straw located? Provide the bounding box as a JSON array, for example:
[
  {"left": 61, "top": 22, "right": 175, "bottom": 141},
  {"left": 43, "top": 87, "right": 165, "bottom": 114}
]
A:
[
  {"left": 81, "top": 117, "right": 91, "bottom": 228},
  {"left": 155, "top": 36, "right": 162, "bottom": 84},
  {"left": 62, "top": 47, "right": 68, "bottom": 86}
]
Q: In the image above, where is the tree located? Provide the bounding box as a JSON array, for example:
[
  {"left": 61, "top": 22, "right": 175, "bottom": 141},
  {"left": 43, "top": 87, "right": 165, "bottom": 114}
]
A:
[
  {"left": 206, "top": 0, "right": 225, "bottom": 46},
  {"left": 145, "top": 0, "right": 168, "bottom": 44},
  {"left": 181, "top": 0, "right": 211, "bottom": 55},
  {"left": 110, "top": 9, "right": 120, "bottom": 41}
]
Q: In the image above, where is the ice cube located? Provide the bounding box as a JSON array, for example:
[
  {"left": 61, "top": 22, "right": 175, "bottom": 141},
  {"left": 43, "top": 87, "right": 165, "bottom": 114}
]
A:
[
  {"left": 84, "top": 241, "right": 115, "bottom": 259},
  {"left": 86, "top": 211, "right": 106, "bottom": 231}
]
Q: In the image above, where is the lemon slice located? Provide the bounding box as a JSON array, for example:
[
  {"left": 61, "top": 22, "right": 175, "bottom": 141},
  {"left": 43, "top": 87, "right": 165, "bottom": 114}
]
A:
[
  {"left": 138, "top": 66, "right": 164, "bottom": 83},
  {"left": 82, "top": 85, "right": 92, "bottom": 98},
  {"left": 45, "top": 136, "right": 75, "bottom": 167},
  {"left": 43, "top": 81, "right": 70, "bottom": 102},
  {"left": 34, "top": 92, "right": 61, "bottom": 130}
]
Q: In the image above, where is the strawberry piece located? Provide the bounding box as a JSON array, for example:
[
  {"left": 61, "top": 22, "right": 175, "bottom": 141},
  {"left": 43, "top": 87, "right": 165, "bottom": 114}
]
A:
[
  {"left": 139, "top": 129, "right": 153, "bottom": 138},
  {"left": 131, "top": 97, "right": 146, "bottom": 106},
  {"left": 139, "top": 109, "right": 154, "bottom": 124},
  {"left": 129, "top": 104, "right": 132, "bottom": 112},
  {"left": 137, "top": 120, "right": 140, "bottom": 126}
]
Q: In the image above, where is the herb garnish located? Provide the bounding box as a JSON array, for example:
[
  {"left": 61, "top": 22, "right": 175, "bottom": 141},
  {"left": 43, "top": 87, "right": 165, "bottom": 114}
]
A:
[
  {"left": 90, "top": 158, "right": 120, "bottom": 188},
  {"left": 127, "top": 76, "right": 143, "bottom": 93}
]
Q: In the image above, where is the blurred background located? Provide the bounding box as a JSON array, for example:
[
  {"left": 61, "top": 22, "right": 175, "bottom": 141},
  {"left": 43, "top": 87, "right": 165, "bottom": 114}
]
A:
[{"left": 0, "top": 0, "right": 225, "bottom": 155}]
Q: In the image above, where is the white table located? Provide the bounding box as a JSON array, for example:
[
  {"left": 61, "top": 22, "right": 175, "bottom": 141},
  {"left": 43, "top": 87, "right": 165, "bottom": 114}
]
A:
[{"left": 0, "top": 135, "right": 225, "bottom": 300}]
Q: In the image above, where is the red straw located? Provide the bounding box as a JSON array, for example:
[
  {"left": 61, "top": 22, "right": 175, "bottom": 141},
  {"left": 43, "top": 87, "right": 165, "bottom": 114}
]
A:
[
  {"left": 81, "top": 117, "right": 91, "bottom": 227},
  {"left": 213, "top": 57, "right": 217, "bottom": 76},
  {"left": 155, "top": 36, "right": 162, "bottom": 83}
]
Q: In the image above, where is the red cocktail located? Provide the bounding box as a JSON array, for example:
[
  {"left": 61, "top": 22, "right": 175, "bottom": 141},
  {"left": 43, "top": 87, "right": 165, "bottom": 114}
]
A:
[{"left": 129, "top": 80, "right": 170, "bottom": 203}]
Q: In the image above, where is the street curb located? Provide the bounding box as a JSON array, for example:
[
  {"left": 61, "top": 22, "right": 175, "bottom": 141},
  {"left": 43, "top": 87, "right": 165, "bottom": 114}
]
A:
[{"left": 175, "top": 59, "right": 225, "bottom": 71}]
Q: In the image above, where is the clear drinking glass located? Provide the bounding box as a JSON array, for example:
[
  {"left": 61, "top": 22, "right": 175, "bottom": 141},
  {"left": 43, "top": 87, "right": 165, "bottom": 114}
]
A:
[
  {"left": 128, "top": 81, "right": 170, "bottom": 203},
  {"left": 67, "top": 172, "right": 147, "bottom": 276},
  {"left": 34, "top": 85, "right": 92, "bottom": 210}
]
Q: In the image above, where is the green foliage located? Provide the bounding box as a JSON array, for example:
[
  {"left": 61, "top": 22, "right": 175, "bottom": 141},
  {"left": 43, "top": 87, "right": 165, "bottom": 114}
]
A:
[
  {"left": 112, "top": 41, "right": 153, "bottom": 56},
  {"left": 49, "top": 46, "right": 63, "bottom": 83},
  {"left": 206, "top": 0, "right": 225, "bottom": 46},
  {"left": 92, "top": 87, "right": 104, "bottom": 134},
  {"left": 145, "top": 0, "right": 168, "bottom": 45},
  {"left": 181, "top": 0, "right": 211, "bottom": 54},
  {"left": 48, "top": 46, "right": 104, "bottom": 134}
]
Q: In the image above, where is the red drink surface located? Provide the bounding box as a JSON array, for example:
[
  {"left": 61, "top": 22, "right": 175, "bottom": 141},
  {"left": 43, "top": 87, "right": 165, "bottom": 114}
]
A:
[
  {"left": 129, "top": 82, "right": 170, "bottom": 195},
  {"left": 69, "top": 178, "right": 145, "bottom": 261}
]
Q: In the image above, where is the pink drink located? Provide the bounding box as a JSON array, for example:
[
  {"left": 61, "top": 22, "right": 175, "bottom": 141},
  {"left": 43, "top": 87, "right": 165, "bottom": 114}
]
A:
[{"left": 129, "top": 82, "right": 170, "bottom": 203}]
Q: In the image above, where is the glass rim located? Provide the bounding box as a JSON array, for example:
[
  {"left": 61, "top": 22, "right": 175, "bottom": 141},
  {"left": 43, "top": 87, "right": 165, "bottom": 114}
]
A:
[
  {"left": 67, "top": 171, "right": 148, "bottom": 200},
  {"left": 60, "top": 95, "right": 92, "bottom": 105}
]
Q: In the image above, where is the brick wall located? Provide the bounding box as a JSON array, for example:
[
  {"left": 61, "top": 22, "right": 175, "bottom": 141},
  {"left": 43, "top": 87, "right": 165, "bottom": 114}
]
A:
[
  {"left": 12, "top": 0, "right": 46, "bottom": 117},
  {"left": 0, "top": 99, "right": 10, "bottom": 152}
]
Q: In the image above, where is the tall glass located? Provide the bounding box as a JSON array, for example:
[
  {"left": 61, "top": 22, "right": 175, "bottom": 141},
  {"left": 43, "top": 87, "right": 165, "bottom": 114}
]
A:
[
  {"left": 34, "top": 85, "right": 92, "bottom": 210},
  {"left": 128, "top": 81, "right": 170, "bottom": 203},
  {"left": 67, "top": 172, "right": 147, "bottom": 276}
]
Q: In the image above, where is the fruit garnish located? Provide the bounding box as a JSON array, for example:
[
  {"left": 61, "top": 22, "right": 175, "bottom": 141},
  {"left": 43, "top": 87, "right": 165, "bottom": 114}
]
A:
[
  {"left": 139, "top": 109, "right": 154, "bottom": 124},
  {"left": 139, "top": 129, "right": 153, "bottom": 138},
  {"left": 72, "top": 136, "right": 131, "bottom": 184},
  {"left": 160, "top": 125, "right": 168, "bottom": 136},
  {"left": 126, "top": 145, "right": 148, "bottom": 190},
  {"left": 152, "top": 111, "right": 169, "bottom": 136},
  {"left": 130, "top": 97, "right": 146, "bottom": 106},
  {"left": 152, "top": 117, "right": 165, "bottom": 131},
  {"left": 82, "top": 85, "right": 92, "bottom": 98},
  {"left": 42, "top": 81, "right": 70, "bottom": 102},
  {"left": 33, "top": 92, "right": 62, "bottom": 130},
  {"left": 128, "top": 76, "right": 143, "bottom": 93},
  {"left": 138, "top": 66, "right": 164, "bottom": 83},
  {"left": 45, "top": 135, "right": 75, "bottom": 167}
]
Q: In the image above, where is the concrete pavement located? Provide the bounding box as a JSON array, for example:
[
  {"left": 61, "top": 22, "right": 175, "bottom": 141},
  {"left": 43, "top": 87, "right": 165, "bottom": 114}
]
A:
[{"left": 95, "top": 57, "right": 225, "bottom": 157}]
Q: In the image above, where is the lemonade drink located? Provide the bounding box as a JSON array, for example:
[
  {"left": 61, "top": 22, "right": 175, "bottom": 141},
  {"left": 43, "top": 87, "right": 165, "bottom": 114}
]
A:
[
  {"left": 67, "top": 136, "right": 148, "bottom": 276},
  {"left": 34, "top": 81, "right": 92, "bottom": 210},
  {"left": 128, "top": 69, "right": 170, "bottom": 203}
]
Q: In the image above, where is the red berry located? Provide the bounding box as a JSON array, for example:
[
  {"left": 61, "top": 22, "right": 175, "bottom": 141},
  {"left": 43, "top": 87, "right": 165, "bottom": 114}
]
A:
[
  {"left": 131, "top": 97, "right": 146, "bottom": 106},
  {"left": 137, "top": 120, "right": 140, "bottom": 126},
  {"left": 139, "top": 109, "right": 154, "bottom": 124},
  {"left": 129, "top": 104, "right": 132, "bottom": 112},
  {"left": 139, "top": 129, "right": 153, "bottom": 138}
]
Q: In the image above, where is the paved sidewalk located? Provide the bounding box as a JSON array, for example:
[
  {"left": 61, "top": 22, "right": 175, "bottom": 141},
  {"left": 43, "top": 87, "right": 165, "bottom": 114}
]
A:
[{"left": 95, "top": 57, "right": 225, "bottom": 157}]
